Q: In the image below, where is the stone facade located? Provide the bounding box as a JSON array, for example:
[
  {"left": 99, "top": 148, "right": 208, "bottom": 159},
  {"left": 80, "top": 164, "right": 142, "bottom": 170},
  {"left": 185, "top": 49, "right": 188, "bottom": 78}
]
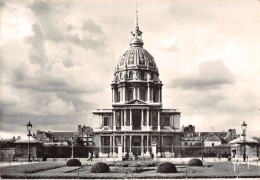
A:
[{"left": 92, "top": 13, "right": 182, "bottom": 159}]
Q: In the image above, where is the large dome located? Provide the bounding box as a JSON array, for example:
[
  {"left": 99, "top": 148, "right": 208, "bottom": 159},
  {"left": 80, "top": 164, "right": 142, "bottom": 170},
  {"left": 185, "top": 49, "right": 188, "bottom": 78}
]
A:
[
  {"left": 116, "top": 47, "right": 158, "bottom": 71},
  {"left": 113, "top": 12, "right": 161, "bottom": 83}
]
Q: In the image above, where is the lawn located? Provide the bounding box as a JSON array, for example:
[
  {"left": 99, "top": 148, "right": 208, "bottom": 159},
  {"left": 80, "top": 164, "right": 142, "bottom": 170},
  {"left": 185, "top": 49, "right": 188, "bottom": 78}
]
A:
[
  {"left": 0, "top": 162, "right": 66, "bottom": 178},
  {"left": 1, "top": 161, "right": 260, "bottom": 179}
]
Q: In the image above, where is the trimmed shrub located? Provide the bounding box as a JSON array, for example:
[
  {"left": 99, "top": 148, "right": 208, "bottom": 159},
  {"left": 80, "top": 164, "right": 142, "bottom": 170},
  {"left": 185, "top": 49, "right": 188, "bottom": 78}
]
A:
[
  {"left": 188, "top": 158, "right": 203, "bottom": 166},
  {"left": 90, "top": 162, "right": 110, "bottom": 173},
  {"left": 156, "top": 162, "right": 177, "bottom": 173},
  {"left": 66, "top": 159, "right": 81, "bottom": 167}
]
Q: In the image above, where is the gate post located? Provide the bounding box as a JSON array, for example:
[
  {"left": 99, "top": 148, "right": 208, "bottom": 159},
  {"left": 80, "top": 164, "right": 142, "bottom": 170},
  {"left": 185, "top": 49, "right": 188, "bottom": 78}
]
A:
[
  {"left": 117, "top": 142, "right": 123, "bottom": 161},
  {"left": 151, "top": 142, "right": 157, "bottom": 159}
]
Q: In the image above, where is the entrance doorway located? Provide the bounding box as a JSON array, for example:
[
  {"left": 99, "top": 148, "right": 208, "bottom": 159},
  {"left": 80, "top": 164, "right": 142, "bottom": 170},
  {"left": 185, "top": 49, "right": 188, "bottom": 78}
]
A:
[
  {"left": 133, "top": 110, "right": 141, "bottom": 130},
  {"left": 132, "top": 136, "right": 141, "bottom": 155}
]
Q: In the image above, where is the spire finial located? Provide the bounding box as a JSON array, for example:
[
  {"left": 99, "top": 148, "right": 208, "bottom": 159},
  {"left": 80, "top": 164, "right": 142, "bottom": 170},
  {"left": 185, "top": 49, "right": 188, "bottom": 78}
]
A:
[{"left": 135, "top": 5, "right": 138, "bottom": 28}]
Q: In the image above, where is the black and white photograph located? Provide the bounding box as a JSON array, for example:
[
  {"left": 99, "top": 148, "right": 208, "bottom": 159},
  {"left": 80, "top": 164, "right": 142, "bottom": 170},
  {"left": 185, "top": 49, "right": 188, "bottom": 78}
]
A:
[{"left": 0, "top": 0, "right": 260, "bottom": 178}]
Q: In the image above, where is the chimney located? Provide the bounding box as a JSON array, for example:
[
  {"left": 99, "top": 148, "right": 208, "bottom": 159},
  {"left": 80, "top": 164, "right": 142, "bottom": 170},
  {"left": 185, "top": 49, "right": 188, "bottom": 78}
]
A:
[{"left": 78, "top": 125, "right": 82, "bottom": 132}]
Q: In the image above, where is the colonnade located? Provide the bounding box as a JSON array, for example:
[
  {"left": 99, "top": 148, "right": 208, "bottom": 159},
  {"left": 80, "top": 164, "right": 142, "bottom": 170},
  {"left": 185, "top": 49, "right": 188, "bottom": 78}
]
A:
[
  {"left": 113, "top": 109, "right": 161, "bottom": 131},
  {"left": 112, "top": 85, "right": 162, "bottom": 103},
  {"left": 100, "top": 134, "right": 178, "bottom": 157},
  {"left": 104, "top": 135, "right": 151, "bottom": 155}
]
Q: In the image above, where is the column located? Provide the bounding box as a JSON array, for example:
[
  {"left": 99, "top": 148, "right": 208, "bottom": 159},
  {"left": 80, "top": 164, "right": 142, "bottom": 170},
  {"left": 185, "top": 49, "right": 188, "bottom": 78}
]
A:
[
  {"left": 99, "top": 136, "right": 102, "bottom": 154},
  {"left": 124, "top": 135, "right": 126, "bottom": 153},
  {"left": 120, "top": 87, "right": 122, "bottom": 102},
  {"left": 110, "top": 136, "right": 112, "bottom": 156},
  {"left": 147, "top": 84, "right": 150, "bottom": 102},
  {"left": 147, "top": 110, "right": 149, "bottom": 127},
  {"left": 158, "top": 89, "right": 160, "bottom": 103},
  {"left": 124, "top": 109, "right": 127, "bottom": 126},
  {"left": 146, "top": 135, "right": 149, "bottom": 153},
  {"left": 130, "top": 135, "right": 132, "bottom": 154},
  {"left": 130, "top": 109, "right": 132, "bottom": 127},
  {"left": 122, "top": 86, "right": 125, "bottom": 102},
  {"left": 160, "top": 88, "right": 162, "bottom": 103},
  {"left": 133, "top": 87, "right": 136, "bottom": 99},
  {"left": 112, "top": 88, "right": 114, "bottom": 103},
  {"left": 113, "top": 111, "right": 116, "bottom": 131},
  {"left": 161, "top": 136, "right": 164, "bottom": 153},
  {"left": 137, "top": 87, "right": 139, "bottom": 99},
  {"left": 151, "top": 88, "right": 154, "bottom": 102},
  {"left": 121, "top": 110, "right": 123, "bottom": 128},
  {"left": 158, "top": 136, "right": 161, "bottom": 155},
  {"left": 141, "top": 135, "right": 144, "bottom": 155},
  {"left": 141, "top": 109, "right": 144, "bottom": 129},
  {"left": 113, "top": 135, "right": 115, "bottom": 155},
  {"left": 171, "top": 136, "right": 174, "bottom": 154},
  {"left": 157, "top": 110, "right": 161, "bottom": 131}
]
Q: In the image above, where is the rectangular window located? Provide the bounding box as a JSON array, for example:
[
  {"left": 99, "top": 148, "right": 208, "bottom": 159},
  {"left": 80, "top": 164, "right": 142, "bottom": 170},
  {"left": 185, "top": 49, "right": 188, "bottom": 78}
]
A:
[
  {"left": 164, "top": 117, "right": 170, "bottom": 126},
  {"left": 141, "top": 71, "right": 145, "bottom": 79},
  {"left": 140, "top": 89, "right": 146, "bottom": 101},
  {"left": 128, "top": 89, "right": 133, "bottom": 101},
  {"left": 104, "top": 117, "right": 110, "bottom": 126}
]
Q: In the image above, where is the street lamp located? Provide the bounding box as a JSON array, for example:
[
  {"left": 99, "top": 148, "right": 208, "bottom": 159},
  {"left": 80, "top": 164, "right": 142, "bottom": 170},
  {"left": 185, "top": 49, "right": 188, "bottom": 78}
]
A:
[
  {"left": 241, "top": 121, "right": 247, "bottom": 162},
  {"left": 27, "top": 121, "right": 32, "bottom": 162}
]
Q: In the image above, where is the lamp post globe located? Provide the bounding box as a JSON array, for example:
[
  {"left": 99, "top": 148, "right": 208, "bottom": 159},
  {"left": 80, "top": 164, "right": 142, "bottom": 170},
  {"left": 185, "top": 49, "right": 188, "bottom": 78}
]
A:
[
  {"left": 241, "top": 121, "right": 247, "bottom": 131},
  {"left": 27, "top": 121, "right": 32, "bottom": 162},
  {"left": 241, "top": 121, "right": 247, "bottom": 162}
]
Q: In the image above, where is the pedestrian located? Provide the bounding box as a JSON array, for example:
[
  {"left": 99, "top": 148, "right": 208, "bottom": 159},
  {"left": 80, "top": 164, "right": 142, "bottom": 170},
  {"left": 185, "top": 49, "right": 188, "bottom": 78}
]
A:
[
  {"left": 150, "top": 152, "right": 154, "bottom": 160},
  {"left": 87, "top": 151, "right": 93, "bottom": 161}
]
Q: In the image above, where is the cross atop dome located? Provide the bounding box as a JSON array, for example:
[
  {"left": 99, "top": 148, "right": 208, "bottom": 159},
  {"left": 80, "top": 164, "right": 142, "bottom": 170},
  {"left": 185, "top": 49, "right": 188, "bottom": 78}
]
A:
[
  {"left": 130, "top": 7, "right": 144, "bottom": 47},
  {"left": 135, "top": 5, "right": 139, "bottom": 29}
]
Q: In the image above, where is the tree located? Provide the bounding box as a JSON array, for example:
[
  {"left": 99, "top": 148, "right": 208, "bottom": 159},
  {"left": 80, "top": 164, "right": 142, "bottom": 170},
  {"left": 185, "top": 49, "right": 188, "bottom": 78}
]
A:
[{"left": 74, "top": 137, "right": 84, "bottom": 147}]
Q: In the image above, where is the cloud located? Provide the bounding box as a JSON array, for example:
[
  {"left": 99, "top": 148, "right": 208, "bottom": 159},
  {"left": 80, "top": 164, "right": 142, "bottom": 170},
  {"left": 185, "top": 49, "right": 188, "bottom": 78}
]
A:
[
  {"left": 29, "top": 1, "right": 51, "bottom": 15},
  {"left": 160, "top": 44, "right": 179, "bottom": 52},
  {"left": 0, "top": 0, "right": 5, "bottom": 8},
  {"left": 170, "top": 60, "right": 235, "bottom": 90},
  {"left": 25, "top": 24, "right": 49, "bottom": 67},
  {"left": 26, "top": 1, "right": 107, "bottom": 50},
  {"left": 82, "top": 19, "right": 104, "bottom": 34}
]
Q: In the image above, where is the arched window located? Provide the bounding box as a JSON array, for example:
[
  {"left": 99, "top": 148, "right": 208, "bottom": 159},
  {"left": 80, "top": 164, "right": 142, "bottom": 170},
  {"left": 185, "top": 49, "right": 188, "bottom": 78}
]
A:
[
  {"left": 129, "top": 71, "right": 133, "bottom": 79},
  {"left": 119, "top": 72, "right": 122, "bottom": 80}
]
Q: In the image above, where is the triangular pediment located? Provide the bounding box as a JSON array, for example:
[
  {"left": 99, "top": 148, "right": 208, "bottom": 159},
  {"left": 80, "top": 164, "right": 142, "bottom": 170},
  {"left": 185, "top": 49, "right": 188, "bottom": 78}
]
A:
[{"left": 126, "top": 99, "right": 147, "bottom": 105}]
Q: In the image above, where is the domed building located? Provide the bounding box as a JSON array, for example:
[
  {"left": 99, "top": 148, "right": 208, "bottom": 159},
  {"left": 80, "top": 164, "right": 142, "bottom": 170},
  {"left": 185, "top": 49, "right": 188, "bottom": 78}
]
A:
[{"left": 92, "top": 13, "right": 182, "bottom": 159}]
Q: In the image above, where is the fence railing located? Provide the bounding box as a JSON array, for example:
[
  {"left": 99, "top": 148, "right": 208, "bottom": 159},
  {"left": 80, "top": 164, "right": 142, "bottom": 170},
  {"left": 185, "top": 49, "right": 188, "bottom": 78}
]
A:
[{"left": 10, "top": 145, "right": 243, "bottom": 161}]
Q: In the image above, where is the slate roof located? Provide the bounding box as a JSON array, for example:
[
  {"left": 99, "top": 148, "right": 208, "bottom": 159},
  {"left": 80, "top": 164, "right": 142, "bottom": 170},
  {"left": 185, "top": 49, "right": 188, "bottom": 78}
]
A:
[
  {"left": 204, "top": 134, "right": 221, "bottom": 142},
  {"left": 48, "top": 132, "right": 77, "bottom": 140}
]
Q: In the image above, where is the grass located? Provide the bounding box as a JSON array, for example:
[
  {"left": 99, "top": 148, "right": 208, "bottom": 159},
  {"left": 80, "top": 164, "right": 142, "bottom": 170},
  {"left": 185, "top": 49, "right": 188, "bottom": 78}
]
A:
[
  {"left": 0, "top": 162, "right": 65, "bottom": 177},
  {"left": 1, "top": 161, "right": 260, "bottom": 179}
]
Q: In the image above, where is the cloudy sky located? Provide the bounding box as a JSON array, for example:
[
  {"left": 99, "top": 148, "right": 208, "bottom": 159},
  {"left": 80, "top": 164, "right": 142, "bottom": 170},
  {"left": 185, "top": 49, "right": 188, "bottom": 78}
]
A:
[{"left": 1, "top": 0, "right": 260, "bottom": 139}]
